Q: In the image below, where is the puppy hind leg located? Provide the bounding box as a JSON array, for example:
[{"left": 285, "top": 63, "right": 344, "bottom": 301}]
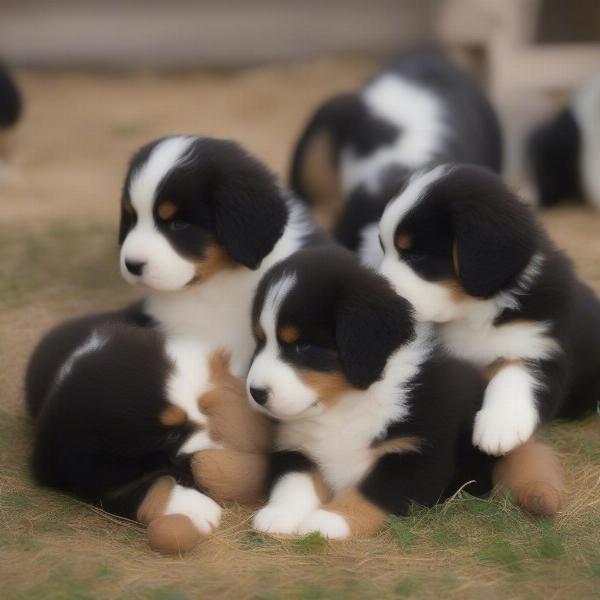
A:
[{"left": 493, "top": 438, "right": 564, "bottom": 516}]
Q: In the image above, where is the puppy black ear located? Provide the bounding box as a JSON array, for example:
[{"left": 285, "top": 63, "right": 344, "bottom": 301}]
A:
[
  {"left": 448, "top": 165, "right": 539, "bottom": 298},
  {"left": 213, "top": 155, "right": 288, "bottom": 269},
  {"left": 336, "top": 283, "right": 415, "bottom": 389}
]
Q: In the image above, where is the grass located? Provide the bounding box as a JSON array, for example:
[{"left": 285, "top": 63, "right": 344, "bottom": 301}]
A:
[{"left": 1, "top": 220, "right": 599, "bottom": 600}]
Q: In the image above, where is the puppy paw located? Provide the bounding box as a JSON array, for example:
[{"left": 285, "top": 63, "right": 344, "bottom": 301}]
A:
[
  {"left": 252, "top": 505, "right": 305, "bottom": 535},
  {"left": 298, "top": 509, "right": 350, "bottom": 540},
  {"left": 473, "top": 404, "right": 538, "bottom": 456},
  {"left": 165, "top": 485, "right": 222, "bottom": 535}
]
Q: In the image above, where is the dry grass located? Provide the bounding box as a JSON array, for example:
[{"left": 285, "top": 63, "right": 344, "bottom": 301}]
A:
[{"left": 0, "top": 63, "right": 599, "bottom": 599}]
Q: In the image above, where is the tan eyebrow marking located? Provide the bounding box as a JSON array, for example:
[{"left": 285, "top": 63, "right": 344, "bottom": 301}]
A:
[
  {"left": 395, "top": 233, "right": 413, "bottom": 251},
  {"left": 279, "top": 325, "right": 300, "bottom": 344},
  {"left": 158, "top": 201, "right": 177, "bottom": 220}
]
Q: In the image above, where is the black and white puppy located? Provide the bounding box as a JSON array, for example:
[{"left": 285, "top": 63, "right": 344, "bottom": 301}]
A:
[
  {"left": 376, "top": 164, "right": 600, "bottom": 456},
  {"left": 0, "top": 61, "right": 23, "bottom": 177},
  {"left": 26, "top": 136, "right": 318, "bottom": 541},
  {"left": 245, "top": 247, "right": 560, "bottom": 539},
  {"left": 289, "top": 51, "right": 502, "bottom": 265},
  {"left": 528, "top": 72, "right": 600, "bottom": 209}
]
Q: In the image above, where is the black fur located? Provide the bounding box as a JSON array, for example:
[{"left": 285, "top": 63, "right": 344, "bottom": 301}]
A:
[
  {"left": 121, "top": 137, "right": 289, "bottom": 269},
  {"left": 253, "top": 246, "right": 415, "bottom": 389},
  {"left": 387, "top": 164, "right": 600, "bottom": 421},
  {"left": 0, "top": 62, "right": 22, "bottom": 128},
  {"left": 255, "top": 249, "right": 497, "bottom": 516},
  {"left": 527, "top": 108, "right": 582, "bottom": 206},
  {"left": 289, "top": 51, "right": 502, "bottom": 252},
  {"left": 28, "top": 322, "right": 196, "bottom": 520}
]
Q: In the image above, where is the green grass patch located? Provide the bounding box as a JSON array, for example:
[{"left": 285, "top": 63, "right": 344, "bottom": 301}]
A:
[{"left": 291, "top": 532, "right": 327, "bottom": 555}]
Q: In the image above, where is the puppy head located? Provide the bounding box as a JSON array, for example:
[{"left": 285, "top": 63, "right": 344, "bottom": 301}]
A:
[
  {"left": 378, "top": 164, "right": 540, "bottom": 322},
  {"left": 119, "top": 136, "right": 288, "bottom": 291},
  {"left": 246, "top": 247, "right": 415, "bottom": 420}
]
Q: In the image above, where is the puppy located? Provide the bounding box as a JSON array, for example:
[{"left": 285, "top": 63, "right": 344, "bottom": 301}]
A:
[
  {"left": 0, "top": 61, "right": 22, "bottom": 178},
  {"left": 289, "top": 51, "right": 502, "bottom": 263},
  {"left": 246, "top": 247, "right": 562, "bottom": 539},
  {"left": 26, "top": 136, "right": 319, "bottom": 550},
  {"left": 377, "top": 164, "right": 600, "bottom": 456},
  {"left": 528, "top": 71, "right": 600, "bottom": 209}
]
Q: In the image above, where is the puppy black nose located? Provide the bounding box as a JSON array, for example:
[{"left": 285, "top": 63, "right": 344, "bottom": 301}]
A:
[
  {"left": 249, "top": 386, "right": 269, "bottom": 406},
  {"left": 125, "top": 260, "right": 146, "bottom": 276}
]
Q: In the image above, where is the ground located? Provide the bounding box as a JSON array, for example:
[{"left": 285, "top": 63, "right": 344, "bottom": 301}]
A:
[{"left": 1, "top": 60, "right": 599, "bottom": 600}]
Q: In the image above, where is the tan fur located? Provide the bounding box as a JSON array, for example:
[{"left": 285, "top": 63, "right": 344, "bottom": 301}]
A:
[
  {"left": 279, "top": 325, "right": 300, "bottom": 344},
  {"left": 158, "top": 201, "right": 177, "bottom": 220},
  {"left": 370, "top": 435, "right": 422, "bottom": 459},
  {"left": 147, "top": 514, "right": 201, "bottom": 554},
  {"left": 159, "top": 405, "right": 187, "bottom": 427},
  {"left": 195, "top": 243, "right": 237, "bottom": 282},
  {"left": 254, "top": 323, "right": 266, "bottom": 342},
  {"left": 198, "top": 351, "right": 273, "bottom": 453},
  {"left": 191, "top": 449, "right": 268, "bottom": 505},
  {"left": 484, "top": 358, "right": 522, "bottom": 381},
  {"left": 136, "top": 476, "right": 176, "bottom": 525},
  {"left": 299, "top": 130, "right": 343, "bottom": 231},
  {"left": 493, "top": 438, "right": 564, "bottom": 516},
  {"left": 310, "top": 471, "right": 333, "bottom": 504},
  {"left": 324, "top": 488, "right": 386, "bottom": 536},
  {"left": 439, "top": 278, "right": 471, "bottom": 302},
  {"left": 298, "top": 368, "right": 352, "bottom": 406},
  {"left": 395, "top": 233, "right": 413, "bottom": 251}
]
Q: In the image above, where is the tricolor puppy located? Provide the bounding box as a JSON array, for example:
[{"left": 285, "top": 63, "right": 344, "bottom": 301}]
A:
[
  {"left": 27, "top": 136, "right": 318, "bottom": 552},
  {"left": 290, "top": 51, "right": 502, "bottom": 265},
  {"left": 528, "top": 71, "right": 600, "bottom": 209},
  {"left": 246, "top": 248, "right": 562, "bottom": 539},
  {"left": 0, "top": 61, "right": 23, "bottom": 179},
  {"left": 377, "top": 164, "right": 600, "bottom": 456}
]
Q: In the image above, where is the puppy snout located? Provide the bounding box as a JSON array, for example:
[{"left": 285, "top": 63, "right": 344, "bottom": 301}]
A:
[
  {"left": 124, "top": 259, "right": 146, "bottom": 276},
  {"left": 249, "top": 386, "right": 270, "bottom": 406}
]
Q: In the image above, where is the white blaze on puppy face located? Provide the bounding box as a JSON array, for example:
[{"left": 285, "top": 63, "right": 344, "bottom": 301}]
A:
[
  {"left": 247, "top": 273, "right": 321, "bottom": 420},
  {"left": 120, "top": 136, "right": 197, "bottom": 291},
  {"left": 377, "top": 166, "right": 462, "bottom": 322}
]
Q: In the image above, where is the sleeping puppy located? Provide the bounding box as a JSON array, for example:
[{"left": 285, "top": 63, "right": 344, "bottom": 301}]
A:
[
  {"left": 377, "top": 164, "right": 600, "bottom": 456},
  {"left": 289, "top": 51, "right": 502, "bottom": 263},
  {"left": 0, "top": 61, "right": 23, "bottom": 179},
  {"left": 246, "top": 247, "right": 562, "bottom": 539},
  {"left": 26, "top": 136, "right": 319, "bottom": 551},
  {"left": 528, "top": 71, "right": 600, "bottom": 209}
]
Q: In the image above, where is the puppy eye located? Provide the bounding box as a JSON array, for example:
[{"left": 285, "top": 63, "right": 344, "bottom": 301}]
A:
[
  {"left": 169, "top": 220, "right": 191, "bottom": 231},
  {"left": 294, "top": 343, "right": 312, "bottom": 354}
]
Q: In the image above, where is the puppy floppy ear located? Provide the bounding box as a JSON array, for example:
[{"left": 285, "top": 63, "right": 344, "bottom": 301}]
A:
[
  {"left": 213, "top": 158, "right": 288, "bottom": 269},
  {"left": 447, "top": 165, "right": 539, "bottom": 298},
  {"left": 335, "top": 283, "right": 415, "bottom": 389}
]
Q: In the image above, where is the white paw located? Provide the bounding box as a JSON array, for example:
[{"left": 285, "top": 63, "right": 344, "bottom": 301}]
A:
[
  {"left": 298, "top": 509, "right": 350, "bottom": 540},
  {"left": 165, "top": 486, "right": 222, "bottom": 534},
  {"left": 473, "top": 404, "right": 538, "bottom": 456},
  {"left": 252, "top": 505, "right": 306, "bottom": 535}
]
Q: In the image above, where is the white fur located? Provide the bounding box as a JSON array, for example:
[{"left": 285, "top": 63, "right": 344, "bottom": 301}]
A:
[
  {"left": 164, "top": 484, "right": 222, "bottom": 534},
  {"left": 55, "top": 330, "right": 107, "bottom": 385},
  {"left": 247, "top": 273, "right": 322, "bottom": 419},
  {"left": 121, "top": 136, "right": 197, "bottom": 291},
  {"left": 572, "top": 72, "right": 600, "bottom": 210},
  {"left": 253, "top": 472, "right": 321, "bottom": 535},
  {"left": 357, "top": 222, "right": 384, "bottom": 269},
  {"left": 298, "top": 509, "right": 350, "bottom": 539},
  {"left": 340, "top": 75, "right": 447, "bottom": 195},
  {"left": 472, "top": 364, "right": 540, "bottom": 455},
  {"left": 276, "top": 324, "right": 433, "bottom": 492}
]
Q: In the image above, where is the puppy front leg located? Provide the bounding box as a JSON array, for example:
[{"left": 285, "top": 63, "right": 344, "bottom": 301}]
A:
[
  {"left": 473, "top": 362, "right": 541, "bottom": 456},
  {"left": 253, "top": 451, "right": 330, "bottom": 536}
]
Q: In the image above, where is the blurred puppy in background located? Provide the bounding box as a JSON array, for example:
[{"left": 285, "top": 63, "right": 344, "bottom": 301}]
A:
[
  {"left": 289, "top": 51, "right": 502, "bottom": 267},
  {"left": 528, "top": 71, "right": 600, "bottom": 210},
  {"left": 0, "top": 61, "right": 23, "bottom": 181}
]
